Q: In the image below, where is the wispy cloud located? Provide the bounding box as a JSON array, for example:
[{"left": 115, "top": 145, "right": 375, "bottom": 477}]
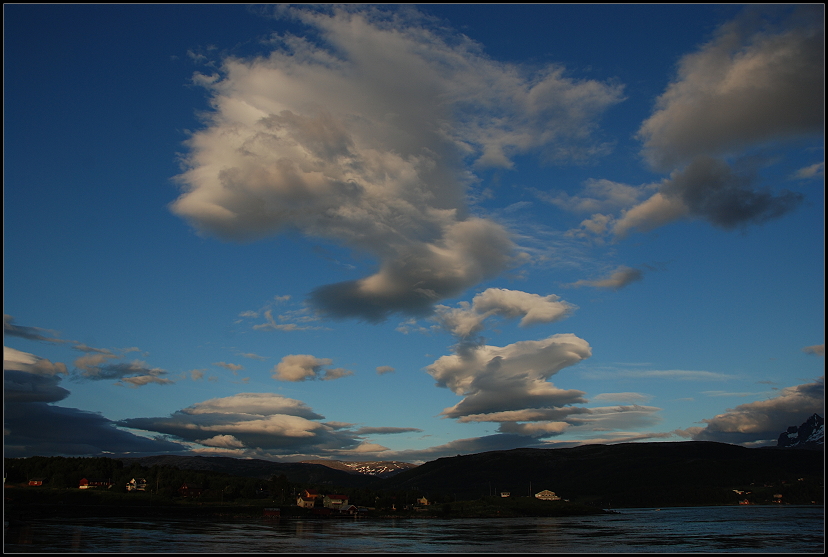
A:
[
  {"left": 580, "top": 368, "right": 733, "bottom": 381},
  {"left": 214, "top": 361, "right": 244, "bottom": 371},
  {"left": 4, "top": 315, "right": 66, "bottom": 344},
  {"left": 802, "top": 344, "right": 824, "bottom": 356},
  {"left": 565, "top": 265, "right": 644, "bottom": 291},
  {"left": 792, "top": 161, "right": 824, "bottom": 180}
]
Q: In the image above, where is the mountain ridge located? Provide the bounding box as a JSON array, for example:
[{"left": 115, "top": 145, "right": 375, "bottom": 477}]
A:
[{"left": 777, "top": 413, "right": 824, "bottom": 450}]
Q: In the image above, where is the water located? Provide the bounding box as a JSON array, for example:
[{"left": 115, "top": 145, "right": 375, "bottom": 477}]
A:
[{"left": 4, "top": 506, "right": 823, "bottom": 553}]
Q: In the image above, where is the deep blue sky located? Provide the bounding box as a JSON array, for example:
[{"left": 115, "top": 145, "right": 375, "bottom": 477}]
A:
[{"left": 4, "top": 4, "right": 823, "bottom": 462}]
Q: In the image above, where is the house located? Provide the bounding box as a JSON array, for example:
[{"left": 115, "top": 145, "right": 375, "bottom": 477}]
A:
[
  {"left": 297, "top": 495, "right": 316, "bottom": 508},
  {"left": 79, "top": 478, "right": 112, "bottom": 489},
  {"left": 28, "top": 478, "right": 46, "bottom": 486},
  {"left": 534, "top": 490, "right": 561, "bottom": 501},
  {"left": 301, "top": 488, "right": 320, "bottom": 500},
  {"left": 126, "top": 478, "right": 147, "bottom": 492},
  {"left": 339, "top": 504, "right": 359, "bottom": 515},
  {"left": 416, "top": 496, "right": 430, "bottom": 506},
  {"left": 178, "top": 482, "right": 205, "bottom": 498},
  {"left": 323, "top": 494, "right": 349, "bottom": 508},
  {"left": 500, "top": 492, "right": 511, "bottom": 498}
]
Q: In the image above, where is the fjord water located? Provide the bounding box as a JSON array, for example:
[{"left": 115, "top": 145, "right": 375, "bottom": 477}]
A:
[{"left": 4, "top": 505, "right": 823, "bottom": 553}]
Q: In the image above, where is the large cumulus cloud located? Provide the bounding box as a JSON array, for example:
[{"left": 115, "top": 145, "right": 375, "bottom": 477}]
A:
[
  {"left": 170, "top": 6, "right": 623, "bottom": 321},
  {"left": 638, "top": 6, "right": 824, "bottom": 170},
  {"left": 562, "top": 7, "right": 822, "bottom": 241},
  {"left": 427, "top": 333, "right": 592, "bottom": 421}
]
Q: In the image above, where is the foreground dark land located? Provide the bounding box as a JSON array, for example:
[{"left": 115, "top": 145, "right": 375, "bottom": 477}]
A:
[
  {"left": 3, "top": 486, "right": 607, "bottom": 520},
  {"left": 5, "top": 441, "right": 823, "bottom": 521}
]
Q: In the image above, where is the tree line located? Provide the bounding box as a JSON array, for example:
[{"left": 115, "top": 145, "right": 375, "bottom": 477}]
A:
[{"left": 3, "top": 456, "right": 448, "bottom": 508}]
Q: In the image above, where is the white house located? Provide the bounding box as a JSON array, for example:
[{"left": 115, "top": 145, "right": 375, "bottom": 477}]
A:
[
  {"left": 126, "top": 478, "right": 147, "bottom": 492},
  {"left": 534, "top": 490, "right": 561, "bottom": 501},
  {"left": 323, "top": 494, "right": 349, "bottom": 508}
]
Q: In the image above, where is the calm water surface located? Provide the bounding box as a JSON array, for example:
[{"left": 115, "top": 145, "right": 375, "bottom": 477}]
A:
[{"left": 4, "top": 505, "right": 823, "bottom": 553}]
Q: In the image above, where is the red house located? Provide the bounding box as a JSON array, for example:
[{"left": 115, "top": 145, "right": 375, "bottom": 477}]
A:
[
  {"left": 79, "top": 478, "right": 112, "bottom": 489},
  {"left": 178, "top": 482, "right": 205, "bottom": 498}
]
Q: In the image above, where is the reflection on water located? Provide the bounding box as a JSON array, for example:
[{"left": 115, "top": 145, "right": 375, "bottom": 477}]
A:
[{"left": 4, "top": 506, "right": 823, "bottom": 553}]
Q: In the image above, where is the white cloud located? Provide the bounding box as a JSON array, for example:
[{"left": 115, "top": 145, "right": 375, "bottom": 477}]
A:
[
  {"left": 537, "top": 179, "right": 652, "bottom": 214},
  {"left": 376, "top": 365, "right": 395, "bottom": 375},
  {"left": 802, "top": 344, "right": 824, "bottom": 356},
  {"left": 185, "top": 392, "right": 324, "bottom": 419},
  {"left": 117, "top": 391, "right": 421, "bottom": 457},
  {"left": 196, "top": 434, "right": 246, "bottom": 449},
  {"left": 611, "top": 191, "right": 689, "bottom": 238},
  {"left": 214, "top": 361, "right": 244, "bottom": 371},
  {"left": 598, "top": 8, "right": 822, "bottom": 239},
  {"left": 683, "top": 377, "right": 824, "bottom": 445},
  {"left": 4, "top": 346, "right": 68, "bottom": 376},
  {"left": 566, "top": 265, "right": 644, "bottom": 291},
  {"left": 792, "top": 161, "right": 824, "bottom": 180},
  {"left": 427, "top": 333, "right": 592, "bottom": 420},
  {"left": 433, "top": 288, "right": 576, "bottom": 338},
  {"left": 170, "top": 6, "right": 623, "bottom": 321},
  {"left": 272, "top": 354, "right": 352, "bottom": 382},
  {"left": 74, "top": 356, "right": 172, "bottom": 386},
  {"left": 321, "top": 367, "right": 354, "bottom": 381},
  {"left": 638, "top": 7, "right": 824, "bottom": 170}
]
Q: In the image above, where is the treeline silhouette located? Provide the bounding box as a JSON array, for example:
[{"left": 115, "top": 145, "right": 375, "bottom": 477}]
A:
[{"left": 3, "top": 456, "right": 432, "bottom": 508}]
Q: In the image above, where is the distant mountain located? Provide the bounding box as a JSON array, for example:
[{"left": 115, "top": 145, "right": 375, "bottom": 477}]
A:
[
  {"left": 300, "top": 460, "right": 417, "bottom": 478},
  {"left": 777, "top": 414, "right": 825, "bottom": 450},
  {"left": 117, "top": 455, "right": 376, "bottom": 487},
  {"left": 371, "top": 441, "right": 823, "bottom": 507}
]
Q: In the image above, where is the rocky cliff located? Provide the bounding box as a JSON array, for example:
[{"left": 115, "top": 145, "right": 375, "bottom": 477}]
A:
[{"left": 777, "top": 413, "right": 824, "bottom": 449}]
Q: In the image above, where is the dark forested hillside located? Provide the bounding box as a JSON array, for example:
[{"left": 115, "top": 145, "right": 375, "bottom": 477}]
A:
[
  {"left": 372, "top": 441, "right": 824, "bottom": 507},
  {"left": 117, "top": 455, "right": 376, "bottom": 487},
  {"left": 5, "top": 441, "right": 822, "bottom": 509}
]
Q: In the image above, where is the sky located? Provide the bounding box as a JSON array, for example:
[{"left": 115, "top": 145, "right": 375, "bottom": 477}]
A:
[{"left": 4, "top": 4, "right": 824, "bottom": 463}]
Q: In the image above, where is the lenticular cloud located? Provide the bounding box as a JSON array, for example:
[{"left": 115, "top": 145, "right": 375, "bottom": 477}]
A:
[{"left": 171, "top": 7, "right": 623, "bottom": 321}]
